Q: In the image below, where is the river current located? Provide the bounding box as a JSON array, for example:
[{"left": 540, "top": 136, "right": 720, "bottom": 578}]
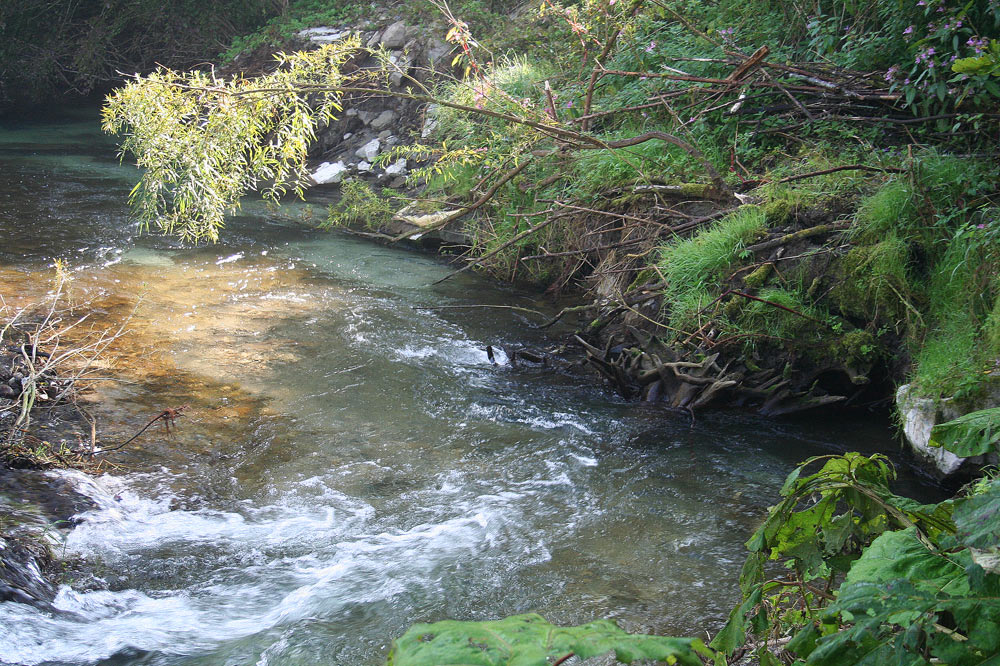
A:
[{"left": 0, "top": 106, "right": 936, "bottom": 665}]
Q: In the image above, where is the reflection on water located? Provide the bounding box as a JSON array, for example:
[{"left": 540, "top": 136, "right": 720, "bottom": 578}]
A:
[{"left": 0, "top": 108, "right": 938, "bottom": 666}]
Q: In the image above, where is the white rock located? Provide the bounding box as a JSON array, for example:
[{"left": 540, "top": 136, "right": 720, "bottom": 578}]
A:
[
  {"left": 370, "top": 109, "right": 396, "bottom": 130},
  {"left": 421, "top": 104, "right": 440, "bottom": 139},
  {"left": 297, "top": 27, "right": 350, "bottom": 44},
  {"left": 896, "top": 384, "right": 965, "bottom": 476},
  {"left": 355, "top": 138, "right": 381, "bottom": 161},
  {"left": 357, "top": 160, "right": 373, "bottom": 172},
  {"left": 380, "top": 21, "right": 407, "bottom": 49},
  {"left": 312, "top": 161, "right": 348, "bottom": 185},
  {"left": 384, "top": 158, "right": 407, "bottom": 176}
]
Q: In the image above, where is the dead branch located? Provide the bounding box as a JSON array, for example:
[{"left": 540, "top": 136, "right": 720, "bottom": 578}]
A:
[
  {"left": 770, "top": 164, "right": 906, "bottom": 186},
  {"left": 743, "top": 222, "right": 851, "bottom": 254},
  {"left": 391, "top": 157, "right": 534, "bottom": 241},
  {"left": 581, "top": 0, "right": 645, "bottom": 132}
]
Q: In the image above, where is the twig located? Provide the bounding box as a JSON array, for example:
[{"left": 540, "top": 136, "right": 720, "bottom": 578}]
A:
[
  {"left": 413, "top": 304, "right": 546, "bottom": 317},
  {"left": 769, "top": 164, "right": 905, "bottom": 186},
  {"left": 581, "top": 0, "right": 645, "bottom": 131}
]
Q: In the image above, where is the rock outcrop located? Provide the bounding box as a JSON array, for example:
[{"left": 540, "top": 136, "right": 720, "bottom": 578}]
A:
[
  {"left": 896, "top": 383, "right": 999, "bottom": 478},
  {"left": 283, "top": 20, "right": 454, "bottom": 192}
]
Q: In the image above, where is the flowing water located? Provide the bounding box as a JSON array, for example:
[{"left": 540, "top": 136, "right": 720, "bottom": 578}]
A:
[{"left": 0, "top": 106, "right": 939, "bottom": 666}]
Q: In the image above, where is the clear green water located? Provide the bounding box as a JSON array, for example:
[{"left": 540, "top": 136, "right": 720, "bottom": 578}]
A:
[{"left": 0, "top": 107, "right": 938, "bottom": 666}]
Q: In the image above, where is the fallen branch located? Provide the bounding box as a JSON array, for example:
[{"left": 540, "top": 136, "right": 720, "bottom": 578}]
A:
[
  {"left": 770, "top": 164, "right": 905, "bottom": 186},
  {"left": 391, "top": 157, "right": 535, "bottom": 241},
  {"left": 702, "top": 289, "right": 828, "bottom": 325},
  {"left": 743, "top": 222, "right": 851, "bottom": 254}
]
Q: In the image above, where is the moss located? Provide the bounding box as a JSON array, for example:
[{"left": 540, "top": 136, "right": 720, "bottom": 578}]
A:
[
  {"left": 832, "top": 234, "right": 912, "bottom": 329},
  {"left": 627, "top": 267, "right": 657, "bottom": 292},
  {"left": 763, "top": 197, "right": 793, "bottom": 225},
  {"left": 743, "top": 263, "right": 772, "bottom": 289},
  {"left": 837, "top": 328, "right": 879, "bottom": 364}
]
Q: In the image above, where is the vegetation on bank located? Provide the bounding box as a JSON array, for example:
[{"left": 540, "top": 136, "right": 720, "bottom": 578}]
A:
[{"left": 0, "top": 270, "right": 129, "bottom": 469}]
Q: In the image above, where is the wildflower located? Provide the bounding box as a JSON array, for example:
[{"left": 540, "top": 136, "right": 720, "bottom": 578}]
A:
[
  {"left": 903, "top": 25, "right": 914, "bottom": 39},
  {"left": 884, "top": 65, "right": 900, "bottom": 81},
  {"left": 565, "top": 100, "right": 573, "bottom": 108},
  {"left": 645, "top": 41, "right": 657, "bottom": 53},
  {"left": 967, "top": 36, "right": 988, "bottom": 54}
]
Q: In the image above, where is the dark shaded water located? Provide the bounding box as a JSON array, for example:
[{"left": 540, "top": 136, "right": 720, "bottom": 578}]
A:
[{"left": 0, "top": 106, "right": 939, "bottom": 665}]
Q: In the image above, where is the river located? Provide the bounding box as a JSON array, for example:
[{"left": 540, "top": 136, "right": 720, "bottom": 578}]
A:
[{"left": 0, "top": 106, "right": 938, "bottom": 665}]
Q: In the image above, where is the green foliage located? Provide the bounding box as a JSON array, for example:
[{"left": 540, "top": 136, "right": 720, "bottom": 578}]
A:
[
  {"left": 386, "top": 614, "right": 714, "bottom": 666},
  {"left": 930, "top": 407, "right": 1000, "bottom": 458},
  {"left": 221, "top": 0, "right": 365, "bottom": 62},
  {"left": 103, "top": 42, "right": 357, "bottom": 242},
  {"left": 715, "top": 453, "right": 1000, "bottom": 666},
  {"left": 659, "top": 207, "right": 766, "bottom": 300},
  {"left": 323, "top": 181, "right": 396, "bottom": 229},
  {"left": 657, "top": 207, "right": 766, "bottom": 335}
]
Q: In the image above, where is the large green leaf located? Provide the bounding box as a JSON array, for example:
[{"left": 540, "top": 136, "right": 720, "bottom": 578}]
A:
[
  {"left": 929, "top": 407, "right": 1000, "bottom": 457},
  {"left": 386, "top": 614, "right": 712, "bottom": 666},
  {"left": 953, "top": 479, "right": 1000, "bottom": 551},
  {"left": 952, "top": 479, "right": 1000, "bottom": 574},
  {"left": 843, "top": 528, "right": 967, "bottom": 595}
]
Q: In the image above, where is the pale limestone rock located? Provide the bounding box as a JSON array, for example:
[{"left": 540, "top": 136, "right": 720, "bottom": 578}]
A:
[
  {"left": 896, "top": 384, "right": 965, "bottom": 476},
  {"left": 297, "top": 27, "right": 350, "bottom": 44},
  {"left": 380, "top": 21, "right": 407, "bottom": 49},
  {"left": 384, "top": 158, "right": 407, "bottom": 176},
  {"left": 311, "top": 161, "right": 348, "bottom": 185},
  {"left": 370, "top": 110, "right": 396, "bottom": 130},
  {"left": 355, "top": 138, "right": 381, "bottom": 161}
]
